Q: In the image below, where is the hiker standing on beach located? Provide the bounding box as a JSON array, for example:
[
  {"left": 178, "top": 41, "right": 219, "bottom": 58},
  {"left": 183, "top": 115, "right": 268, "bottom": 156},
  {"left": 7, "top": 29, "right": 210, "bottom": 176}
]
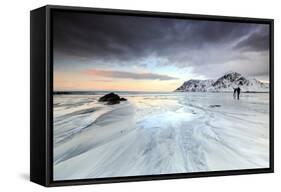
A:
[
  {"left": 237, "top": 87, "right": 241, "bottom": 100},
  {"left": 233, "top": 87, "right": 237, "bottom": 99},
  {"left": 233, "top": 85, "right": 241, "bottom": 100}
]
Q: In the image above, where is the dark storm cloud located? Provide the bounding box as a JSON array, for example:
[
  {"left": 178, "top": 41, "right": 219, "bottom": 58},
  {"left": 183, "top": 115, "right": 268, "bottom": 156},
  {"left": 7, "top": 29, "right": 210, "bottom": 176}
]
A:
[
  {"left": 54, "top": 12, "right": 258, "bottom": 60},
  {"left": 53, "top": 11, "right": 270, "bottom": 79},
  {"left": 85, "top": 69, "right": 178, "bottom": 80}
]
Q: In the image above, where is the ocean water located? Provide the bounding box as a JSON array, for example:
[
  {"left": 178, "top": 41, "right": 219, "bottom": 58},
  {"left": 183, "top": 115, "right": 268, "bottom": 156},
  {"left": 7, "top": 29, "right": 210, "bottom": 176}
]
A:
[{"left": 53, "top": 92, "right": 270, "bottom": 180}]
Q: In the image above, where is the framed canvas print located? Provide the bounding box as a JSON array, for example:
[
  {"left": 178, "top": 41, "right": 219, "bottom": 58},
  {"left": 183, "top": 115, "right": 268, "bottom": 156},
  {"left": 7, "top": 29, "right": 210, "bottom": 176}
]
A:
[{"left": 30, "top": 5, "right": 274, "bottom": 187}]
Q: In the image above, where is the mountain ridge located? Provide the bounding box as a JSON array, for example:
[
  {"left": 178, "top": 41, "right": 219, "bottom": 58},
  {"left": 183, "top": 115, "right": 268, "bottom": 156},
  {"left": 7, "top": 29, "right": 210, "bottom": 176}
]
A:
[{"left": 175, "top": 72, "right": 269, "bottom": 92}]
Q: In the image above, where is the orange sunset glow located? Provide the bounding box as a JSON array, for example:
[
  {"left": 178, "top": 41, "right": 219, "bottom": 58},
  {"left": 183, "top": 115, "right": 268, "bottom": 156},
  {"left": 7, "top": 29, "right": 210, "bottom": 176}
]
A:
[{"left": 54, "top": 70, "right": 182, "bottom": 92}]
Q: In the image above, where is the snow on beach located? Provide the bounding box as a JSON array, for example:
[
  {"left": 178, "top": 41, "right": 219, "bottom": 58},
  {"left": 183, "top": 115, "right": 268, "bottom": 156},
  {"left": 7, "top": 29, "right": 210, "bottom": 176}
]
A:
[{"left": 53, "top": 92, "right": 269, "bottom": 180}]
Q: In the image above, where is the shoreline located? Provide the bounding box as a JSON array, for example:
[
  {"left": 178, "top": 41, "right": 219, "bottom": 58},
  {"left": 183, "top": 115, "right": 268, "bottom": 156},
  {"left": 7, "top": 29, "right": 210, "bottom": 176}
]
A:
[{"left": 53, "top": 91, "right": 270, "bottom": 95}]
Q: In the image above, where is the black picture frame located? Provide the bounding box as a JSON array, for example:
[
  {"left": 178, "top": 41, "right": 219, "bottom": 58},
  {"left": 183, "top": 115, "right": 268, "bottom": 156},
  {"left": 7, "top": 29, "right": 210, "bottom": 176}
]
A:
[{"left": 30, "top": 5, "right": 274, "bottom": 187}]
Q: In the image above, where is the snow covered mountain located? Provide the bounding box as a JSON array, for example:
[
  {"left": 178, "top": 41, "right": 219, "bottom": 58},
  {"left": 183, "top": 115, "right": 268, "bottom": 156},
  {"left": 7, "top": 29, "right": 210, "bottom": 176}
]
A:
[
  {"left": 175, "top": 72, "right": 269, "bottom": 92},
  {"left": 175, "top": 79, "right": 215, "bottom": 92}
]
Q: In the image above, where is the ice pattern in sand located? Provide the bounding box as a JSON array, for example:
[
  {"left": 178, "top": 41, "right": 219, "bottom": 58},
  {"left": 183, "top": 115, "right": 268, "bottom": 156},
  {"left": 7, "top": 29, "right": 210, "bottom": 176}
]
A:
[{"left": 53, "top": 92, "right": 269, "bottom": 180}]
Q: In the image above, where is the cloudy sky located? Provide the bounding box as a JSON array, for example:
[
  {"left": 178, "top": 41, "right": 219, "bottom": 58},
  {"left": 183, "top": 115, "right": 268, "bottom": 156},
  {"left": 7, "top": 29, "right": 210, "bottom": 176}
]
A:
[{"left": 53, "top": 11, "right": 270, "bottom": 92}]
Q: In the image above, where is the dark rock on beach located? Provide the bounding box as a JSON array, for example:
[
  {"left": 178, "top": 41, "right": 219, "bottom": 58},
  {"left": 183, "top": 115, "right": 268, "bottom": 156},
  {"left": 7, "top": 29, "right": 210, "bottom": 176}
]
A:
[
  {"left": 98, "top": 92, "right": 119, "bottom": 102},
  {"left": 98, "top": 92, "right": 127, "bottom": 105}
]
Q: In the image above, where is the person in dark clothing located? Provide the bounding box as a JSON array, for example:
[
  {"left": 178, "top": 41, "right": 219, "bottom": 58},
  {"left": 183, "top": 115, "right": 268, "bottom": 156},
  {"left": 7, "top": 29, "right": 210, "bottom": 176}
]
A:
[
  {"left": 233, "top": 87, "right": 237, "bottom": 99},
  {"left": 237, "top": 87, "right": 241, "bottom": 100}
]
